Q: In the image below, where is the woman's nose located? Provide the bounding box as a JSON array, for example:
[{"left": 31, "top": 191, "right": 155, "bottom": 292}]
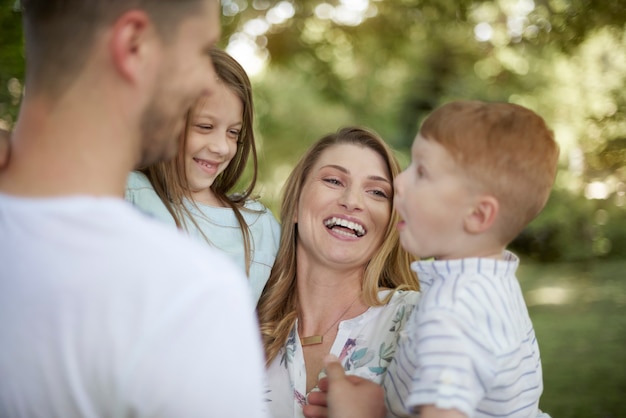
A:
[{"left": 338, "top": 186, "right": 363, "bottom": 211}]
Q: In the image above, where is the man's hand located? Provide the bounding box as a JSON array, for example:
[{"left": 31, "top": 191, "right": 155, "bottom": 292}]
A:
[
  {"left": 305, "top": 355, "right": 386, "bottom": 418},
  {"left": 0, "top": 129, "right": 11, "bottom": 168}
]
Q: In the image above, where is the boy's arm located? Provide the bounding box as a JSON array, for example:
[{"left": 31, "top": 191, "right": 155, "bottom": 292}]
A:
[{"left": 420, "top": 405, "right": 468, "bottom": 418}]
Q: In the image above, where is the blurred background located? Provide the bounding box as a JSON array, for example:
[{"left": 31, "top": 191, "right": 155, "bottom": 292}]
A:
[{"left": 1, "top": 0, "right": 624, "bottom": 415}]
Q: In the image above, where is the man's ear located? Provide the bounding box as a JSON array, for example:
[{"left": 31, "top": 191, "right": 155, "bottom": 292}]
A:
[
  {"left": 464, "top": 195, "right": 499, "bottom": 234},
  {"left": 109, "top": 10, "right": 155, "bottom": 83}
]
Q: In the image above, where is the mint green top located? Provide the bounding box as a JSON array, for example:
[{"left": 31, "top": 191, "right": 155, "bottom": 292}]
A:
[{"left": 125, "top": 171, "right": 280, "bottom": 303}]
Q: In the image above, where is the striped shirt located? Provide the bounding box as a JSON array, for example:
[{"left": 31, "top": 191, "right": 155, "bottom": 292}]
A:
[{"left": 383, "top": 251, "right": 543, "bottom": 418}]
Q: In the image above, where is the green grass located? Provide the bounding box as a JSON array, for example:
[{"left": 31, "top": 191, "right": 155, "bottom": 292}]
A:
[{"left": 518, "top": 259, "right": 626, "bottom": 418}]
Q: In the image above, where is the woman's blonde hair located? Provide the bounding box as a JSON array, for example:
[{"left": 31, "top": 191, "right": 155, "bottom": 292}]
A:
[
  {"left": 257, "top": 126, "right": 419, "bottom": 365},
  {"left": 140, "top": 48, "right": 259, "bottom": 274}
]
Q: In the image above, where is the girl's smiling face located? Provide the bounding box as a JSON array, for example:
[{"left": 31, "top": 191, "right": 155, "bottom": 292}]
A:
[{"left": 184, "top": 81, "right": 242, "bottom": 206}]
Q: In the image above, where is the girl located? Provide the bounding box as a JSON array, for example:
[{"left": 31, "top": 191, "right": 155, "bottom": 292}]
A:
[{"left": 126, "top": 48, "right": 280, "bottom": 303}]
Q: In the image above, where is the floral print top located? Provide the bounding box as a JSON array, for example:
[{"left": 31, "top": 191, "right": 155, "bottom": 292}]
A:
[{"left": 264, "top": 289, "right": 421, "bottom": 418}]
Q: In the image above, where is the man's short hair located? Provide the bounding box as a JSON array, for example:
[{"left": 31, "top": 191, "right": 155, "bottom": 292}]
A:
[
  {"left": 21, "top": 0, "right": 207, "bottom": 96},
  {"left": 420, "top": 100, "right": 560, "bottom": 244}
]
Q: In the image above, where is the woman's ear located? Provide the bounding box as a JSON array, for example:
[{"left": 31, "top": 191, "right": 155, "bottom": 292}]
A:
[{"left": 464, "top": 195, "right": 499, "bottom": 234}]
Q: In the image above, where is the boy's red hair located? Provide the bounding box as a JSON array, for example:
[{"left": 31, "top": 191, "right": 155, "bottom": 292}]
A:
[{"left": 420, "top": 100, "right": 560, "bottom": 244}]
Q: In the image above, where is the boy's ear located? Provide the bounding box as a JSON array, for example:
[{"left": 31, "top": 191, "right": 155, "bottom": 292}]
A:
[
  {"left": 464, "top": 195, "right": 499, "bottom": 234},
  {"left": 109, "top": 10, "right": 155, "bottom": 83}
]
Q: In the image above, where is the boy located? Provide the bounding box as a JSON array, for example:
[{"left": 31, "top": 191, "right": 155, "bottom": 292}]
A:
[
  {"left": 385, "top": 100, "right": 559, "bottom": 417},
  {"left": 318, "top": 100, "right": 558, "bottom": 418}
]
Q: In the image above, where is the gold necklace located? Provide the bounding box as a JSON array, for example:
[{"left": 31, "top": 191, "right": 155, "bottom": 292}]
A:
[{"left": 299, "top": 294, "right": 361, "bottom": 346}]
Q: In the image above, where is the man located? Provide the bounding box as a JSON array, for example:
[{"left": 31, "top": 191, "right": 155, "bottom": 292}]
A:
[{"left": 0, "top": 1, "right": 266, "bottom": 417}]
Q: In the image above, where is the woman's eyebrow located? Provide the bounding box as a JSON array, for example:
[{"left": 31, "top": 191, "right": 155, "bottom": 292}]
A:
[
  {"left": 368, "top": 175, "right": 391, "bottom": 185},
  {"left": 321, "top": 164, "right": 348, "bottom": 173}
]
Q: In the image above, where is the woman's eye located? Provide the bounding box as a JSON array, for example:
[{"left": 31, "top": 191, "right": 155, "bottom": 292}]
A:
[
  {"left": 323, "top": 178, "right": 342, "bottom": 186},
  {"left": 370, "top": 189, "right": 389, "bottom": 199}
]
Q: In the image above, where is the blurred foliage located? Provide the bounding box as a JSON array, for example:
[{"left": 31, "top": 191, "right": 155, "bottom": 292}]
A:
[
  {"left": 509, "top": 188, "right": 625, "bottom": 262},
  {"left": 519, "top": 259, "right": 626, "bottom": 417},
  {"left": 2, "top": 0, "right": 626, "bottom": 261},
  {"left": 0, "top": 0, "right": 23, "bottom": 129}
]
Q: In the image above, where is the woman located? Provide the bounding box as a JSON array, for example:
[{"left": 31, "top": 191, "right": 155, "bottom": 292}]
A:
[
  {"left": 125, "top": 48, "right": 280, "bottom": 303},
  {"left": 257, "top": 127, "right": 421, "bottom": 418}
]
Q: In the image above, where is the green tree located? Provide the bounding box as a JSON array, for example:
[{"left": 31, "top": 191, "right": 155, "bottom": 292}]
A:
[
  {"left": 219, "top": 0, "right": 626, "bottom": 260},
  {"left": 0, "top": 0, "right": 24, "bottom": 129}
]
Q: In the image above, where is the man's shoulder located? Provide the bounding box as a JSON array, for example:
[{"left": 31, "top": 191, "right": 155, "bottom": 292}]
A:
[
  {"left": 118, "top": 202, "right": 241, "bottom": 272},
  {"left": 2, "top": 194, "right": 243, "bottom": 284},
  {"left": 1, "top": 195, "right": 249, "bottom": 308},
  {"left": 114, "top": 201, "right": 252, "bottom": 298}
]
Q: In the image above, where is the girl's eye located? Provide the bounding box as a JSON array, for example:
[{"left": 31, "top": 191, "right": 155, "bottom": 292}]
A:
[
  {"left": 196, "top": 124, "right": 213, "bottom": 131},
  {"left": 227, "top": 130, "right": 241, "bottom": 140}
]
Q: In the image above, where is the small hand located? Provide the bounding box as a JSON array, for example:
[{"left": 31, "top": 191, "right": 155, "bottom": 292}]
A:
[
  {"left": 303, "top": 390, "right": 329, "bottom": 418},
  {"left": 316, "top": 355, "right": 386, "bottom": 418}
]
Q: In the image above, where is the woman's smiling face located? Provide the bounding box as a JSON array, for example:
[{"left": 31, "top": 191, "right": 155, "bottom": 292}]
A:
[{"left": 295, "top": 143, "right": 393, "bottom": 270}]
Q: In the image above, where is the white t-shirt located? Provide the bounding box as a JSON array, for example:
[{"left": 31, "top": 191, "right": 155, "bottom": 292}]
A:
[{"left": 0, "top": 193, "right": 267, "bottom": 418}]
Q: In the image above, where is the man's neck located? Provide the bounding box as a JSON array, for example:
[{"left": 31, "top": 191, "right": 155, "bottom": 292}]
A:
[{"left": 0, "top": 95, "right": 137, "bottom": 198}]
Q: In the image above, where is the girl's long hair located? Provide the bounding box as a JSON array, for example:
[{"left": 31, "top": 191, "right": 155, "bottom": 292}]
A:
[{"left": 140, "top": 48, "right": 259, "bottom": 274}]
